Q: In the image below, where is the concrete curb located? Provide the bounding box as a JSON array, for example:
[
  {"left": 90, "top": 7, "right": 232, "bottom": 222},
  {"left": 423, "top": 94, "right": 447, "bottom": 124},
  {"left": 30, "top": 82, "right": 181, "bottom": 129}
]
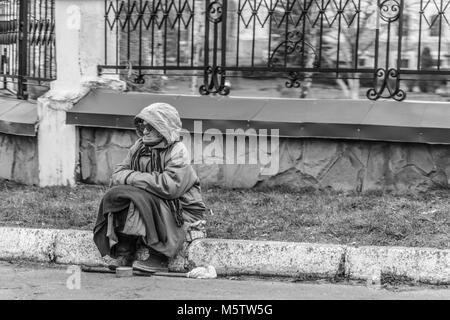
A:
[
  {"left": 345, "top": 246, "right": 450, "bottom": 285},
  {"left": 0, "top": 227, "right": 57, "bottom": 262},
  {"left": 185, "top": 239, "right": 345, "bottom": 278},
  {"left": 0, "top": 227, "right": 105, "bottom": 265},
  {"left": 0, "top": 227, "right": 449, "bottom": 284}
]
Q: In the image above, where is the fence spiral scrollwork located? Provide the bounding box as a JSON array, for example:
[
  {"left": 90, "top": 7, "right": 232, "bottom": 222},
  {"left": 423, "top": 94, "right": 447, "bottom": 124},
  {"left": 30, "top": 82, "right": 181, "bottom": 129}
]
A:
[
  {"left": 199, "top": 66, "right": 230, "bottom": 96},
  {"left": 366, "top": 68, "right": 406, "bottom": 101},
  {"left": 379, "top": 0, "right": 402, "bottom": 23},
  {"left": 207, "top": 1, "right": 224, "bottom": 23}
]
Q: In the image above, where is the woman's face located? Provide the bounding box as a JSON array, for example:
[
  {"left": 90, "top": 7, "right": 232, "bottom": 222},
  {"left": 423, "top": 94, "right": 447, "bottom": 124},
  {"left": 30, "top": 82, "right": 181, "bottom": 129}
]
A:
[
  {"left": 141, "top": 122, "right": 154, "bottom": 135},
  {"left": 137, "top": 121, "right": 153, "bottom": 134},
  {"left": 138, "top": 120, "right": 163, "bottom": 142}
]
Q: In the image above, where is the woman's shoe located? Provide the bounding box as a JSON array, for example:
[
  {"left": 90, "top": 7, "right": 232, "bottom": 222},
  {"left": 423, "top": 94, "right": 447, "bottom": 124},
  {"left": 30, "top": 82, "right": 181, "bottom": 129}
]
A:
[
  {"left": 108, "top": 234, "right": 138, "bottom": 270},
  {"left": 132, "top": 251, "right": 169, "bottom": 273},
  {"left": 134, "top": 246, "right": 150, "bottom": 261},
  {"left": 107, "top": 255, "right": 134, "bottom": 271}
]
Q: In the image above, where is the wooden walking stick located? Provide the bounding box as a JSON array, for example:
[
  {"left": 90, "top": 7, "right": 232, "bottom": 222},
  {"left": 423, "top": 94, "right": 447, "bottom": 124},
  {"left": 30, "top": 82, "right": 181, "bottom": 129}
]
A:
[{"left": 81, "top": 265, "right": 189, "bottom": 278}]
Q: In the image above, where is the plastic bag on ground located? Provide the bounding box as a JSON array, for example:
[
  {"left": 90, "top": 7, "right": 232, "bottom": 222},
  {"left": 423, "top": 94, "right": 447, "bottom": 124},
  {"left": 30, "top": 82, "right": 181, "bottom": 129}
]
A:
[{"left": 187, "top": 265, "right": 217, "bottom": 279}]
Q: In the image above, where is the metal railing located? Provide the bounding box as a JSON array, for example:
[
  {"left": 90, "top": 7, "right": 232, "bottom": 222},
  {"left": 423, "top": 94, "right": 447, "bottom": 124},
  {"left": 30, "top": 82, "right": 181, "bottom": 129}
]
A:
[
  {"left": 99, "top": 0, "right": 450, "bottom": 101},
  {"left": 0, "top": 0, "right": 56, "bottom": 100}
]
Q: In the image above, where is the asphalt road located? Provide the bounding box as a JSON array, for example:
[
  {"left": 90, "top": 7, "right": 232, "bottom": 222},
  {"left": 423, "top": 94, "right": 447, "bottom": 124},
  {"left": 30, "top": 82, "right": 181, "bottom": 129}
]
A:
[{"left": 0, "top": 261, "right": 449, "bottom": 300}]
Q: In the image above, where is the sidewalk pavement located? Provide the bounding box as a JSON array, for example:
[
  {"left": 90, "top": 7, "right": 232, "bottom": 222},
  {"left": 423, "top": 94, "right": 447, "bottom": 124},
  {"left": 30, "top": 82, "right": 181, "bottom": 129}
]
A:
[{"left": 0, "top": 226, "right": 449, "bottom": 285}]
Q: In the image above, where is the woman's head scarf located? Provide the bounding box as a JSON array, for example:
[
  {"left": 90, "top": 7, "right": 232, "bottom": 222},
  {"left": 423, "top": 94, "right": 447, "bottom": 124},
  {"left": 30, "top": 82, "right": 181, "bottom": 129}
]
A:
[{"left": 134, "top": 102, "right": 182, "bottom": 146}]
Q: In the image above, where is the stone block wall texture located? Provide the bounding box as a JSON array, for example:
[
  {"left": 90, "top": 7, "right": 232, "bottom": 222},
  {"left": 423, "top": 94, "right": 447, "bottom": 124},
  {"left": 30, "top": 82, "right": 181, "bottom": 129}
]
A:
[
  {"left": 78, "top": 127, "right": 450, "bottom": 192},
  {"left": 0, "top": 133, "right": 39, "bottom": 185}
]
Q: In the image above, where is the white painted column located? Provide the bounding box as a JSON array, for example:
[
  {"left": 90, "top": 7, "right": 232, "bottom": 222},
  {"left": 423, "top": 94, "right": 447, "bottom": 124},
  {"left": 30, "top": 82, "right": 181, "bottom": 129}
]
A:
[
  {"left": 37, "top": 0, "right": 107, "bottom": 186},
  {"left": 37, "top": 96, "right": 79, "bottom": 186}
]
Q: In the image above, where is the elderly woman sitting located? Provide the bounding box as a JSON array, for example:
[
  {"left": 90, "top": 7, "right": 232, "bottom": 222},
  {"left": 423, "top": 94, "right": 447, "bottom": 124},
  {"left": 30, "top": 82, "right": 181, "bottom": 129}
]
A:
[{"left": 93, "top": 103, "right": 206, "bottom": 273}]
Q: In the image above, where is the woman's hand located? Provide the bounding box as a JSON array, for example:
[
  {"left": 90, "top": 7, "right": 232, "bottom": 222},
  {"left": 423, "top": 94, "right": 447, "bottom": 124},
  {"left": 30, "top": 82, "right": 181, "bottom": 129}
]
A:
[{"left": 110, "top": 169, "right": 136, "bottom": 186}]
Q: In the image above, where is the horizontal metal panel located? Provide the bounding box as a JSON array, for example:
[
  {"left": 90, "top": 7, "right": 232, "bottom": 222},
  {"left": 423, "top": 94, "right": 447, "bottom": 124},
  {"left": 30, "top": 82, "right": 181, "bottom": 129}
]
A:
[
  {"left": 68, "top": 90, "right": 450, "bottom": 144},
  {"left": 0, "top": 97, "right": 37, "bottom": 136}
]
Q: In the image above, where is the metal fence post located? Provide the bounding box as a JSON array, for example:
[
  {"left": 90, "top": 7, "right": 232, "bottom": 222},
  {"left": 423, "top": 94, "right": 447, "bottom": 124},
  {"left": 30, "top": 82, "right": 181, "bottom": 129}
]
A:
[
  {"left": 18, "top": 0, "right": 28, "bottom": 99},
  {"left": 1, "top": 48, "right": 7, "bottom": 89}
]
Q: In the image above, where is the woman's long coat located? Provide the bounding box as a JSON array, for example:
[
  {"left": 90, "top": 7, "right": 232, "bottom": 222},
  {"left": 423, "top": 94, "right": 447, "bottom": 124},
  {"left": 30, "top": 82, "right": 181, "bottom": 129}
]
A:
[{"left": 111, "top": 103, "right": 206, "bottom": 223}]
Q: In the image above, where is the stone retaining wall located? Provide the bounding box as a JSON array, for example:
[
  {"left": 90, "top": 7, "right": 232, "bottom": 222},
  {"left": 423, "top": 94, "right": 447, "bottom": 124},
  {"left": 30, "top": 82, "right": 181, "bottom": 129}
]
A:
[
  {"left": 0, "top": 133, "right": 39, "bottom": 185},
  {"left": 78, "top": 127, "right": 450, "bottom": 192}
]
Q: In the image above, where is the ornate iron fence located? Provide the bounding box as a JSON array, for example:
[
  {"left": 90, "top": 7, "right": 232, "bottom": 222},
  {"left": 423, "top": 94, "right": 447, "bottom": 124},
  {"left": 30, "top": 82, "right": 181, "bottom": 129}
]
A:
[
  {"left": 0, "top": 0, "right": 56, "bottom": 100},
  {"left": 99, "top": 0, "right": 450, "bottom": 101}
]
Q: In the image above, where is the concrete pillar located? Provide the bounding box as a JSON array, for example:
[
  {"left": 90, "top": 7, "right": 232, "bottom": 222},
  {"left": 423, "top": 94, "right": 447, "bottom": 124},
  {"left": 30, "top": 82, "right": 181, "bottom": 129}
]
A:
[
  {"left": 37, "top": 0, "right": 107, "bottom": 186},
  {"left": 37, "top": 95, "right": 80, "bottom": 186},
  {"left": 50, "top": 0, "right": 107, "bottom": 90}
]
